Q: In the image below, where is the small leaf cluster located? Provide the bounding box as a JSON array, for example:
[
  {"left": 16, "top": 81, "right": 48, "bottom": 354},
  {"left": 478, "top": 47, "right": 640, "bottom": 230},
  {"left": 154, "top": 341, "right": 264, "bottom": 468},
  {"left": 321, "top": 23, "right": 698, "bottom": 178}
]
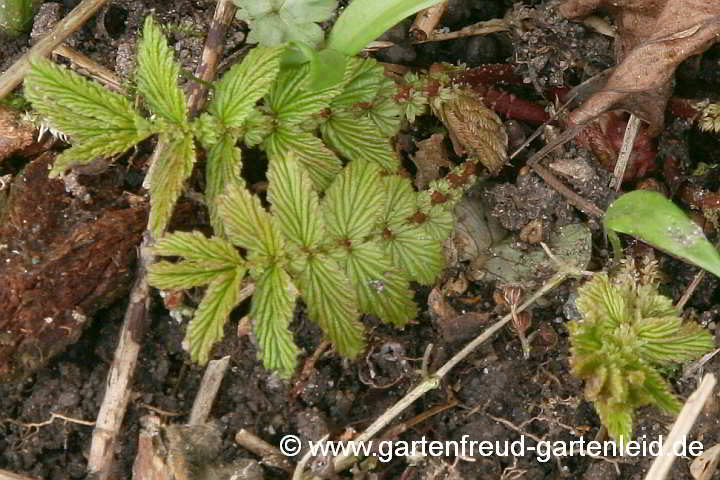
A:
[
  {"left": 24, "top": 16, "right": 401, "bottom": 238},
  {"left": 150, "top": 154, "right": 451, "bottom": 376},
  {"left": 569, "top": 263, "right": 714, "bottom": 441},
  {"left": 699, "top": 102, "right": 720, "bottom": 134}
]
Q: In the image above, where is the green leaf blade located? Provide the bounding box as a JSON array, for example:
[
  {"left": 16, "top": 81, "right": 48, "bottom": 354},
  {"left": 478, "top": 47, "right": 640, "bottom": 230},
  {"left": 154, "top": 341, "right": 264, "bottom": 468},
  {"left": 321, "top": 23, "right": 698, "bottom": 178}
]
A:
[
  {"left": 267, "top": 153, "right": 325, "bottom": 249},
  {"left": 153, "top": 231, "right": 245, "bottom": 264},
  {"left": 148, "top": 134, "right": 197, "bottom": 237},
  {"left": 210, "top": 46, "right": 285, "bottom": 128},
  {"left": 321, "top": 112, "right": 398, "bottom": 170},
  {"left": 136, "top": 16, "right": 187, "bottom": 125},
  {"left": 206, "top": 133, "right": 244, "bottom": 235},
  {"left": 604, "top": 190, "right": 720, "bottom": 278},
  {"left": 383, "top": 225, "right": 445, "bottom": 285},
  {"left": 297, "top": 255, "right": 365, "bottom": 358},
  {"left": 187, "top": 267, "right": 247, "bottom": 364},
  {"left": 251, "top": 265, "right": 300, "bottom": 376},
  {"left": 149, "top": 260, "right": 236, "bottom": 290}
]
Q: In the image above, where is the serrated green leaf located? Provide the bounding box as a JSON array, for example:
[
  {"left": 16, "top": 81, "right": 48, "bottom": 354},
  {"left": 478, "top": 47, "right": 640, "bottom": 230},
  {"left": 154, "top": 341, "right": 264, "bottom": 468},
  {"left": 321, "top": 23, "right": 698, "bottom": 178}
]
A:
[
  {"left": 383, "top": 225, "right": 445, "bottom": 285},
  {"left": 218, "top": 183, "right": 284, "bottom": 261},
  {"left": 417, "top": 192, "right": 455, "bottom": 241},
  {"left": 367, "top": 75, "right": 402, "bottom": 136},
  {"left": 210, "top": 46, "right": 285, "bottom": 128},
  {"left": 49, "top": 133, "right": 150, "bottom": 177},
  {"left": 153, "top": 230, "right": 245, "bottom": 264},
  {"left": 149, "top": 260, "right": 237, "bottom": 290},
  {"left": 634, "top": 317, "right": 714, "bottom": 364},
  {"left": 576, "top": 274, "right": 628, "bottom": 328},
  {"left": 267, "top": 64, "right": 344, "bottom": 126},
  {"left": 267, "top": 153, "right": 325, "bottom": 249},
  {"left": 346, "top": 242, "right": 417, "bottom": 326},
  {"left": 321, "top": 111, "right": 398, "bottom": 170},
  {"left": 187, "top": 267, "right": 247, "bottom": 364},
  {"left": 136, "top": 16, "right": 187, "bottom": 125},
  {"left": 24, "top": 58, "right": 155, "bottom": 153},
  {"left": 243, "top": 109, "right": 275, "bottom": 147},
  {"left": 323, "top": 159, "right": 383, "bottom": 242},
  {"left": 251, "top": 264, "right": 300, "bottom": 376},
  {"left": 148, "top": 134, "right": 196, "bottom": 237},
  {"left": 265, "top": 127, "right": 342, "bottom": 190},
  {"left": 330, "top": 57, "right": 383, "bottom": 109},
  {"left": 206, "top": 133, "right": 244, "bottom": 235},
  {"left": 605, "top": 190, "right": 720, "bottom": 278},
  {"left": 297, "top": 255, "right": 365, "bottom": 357},
  {"left": 596, "top": 402, "right": 633, "bottom": 444},
  {"left": 381, "top": 176, "right": 416, "bottom": 229}
]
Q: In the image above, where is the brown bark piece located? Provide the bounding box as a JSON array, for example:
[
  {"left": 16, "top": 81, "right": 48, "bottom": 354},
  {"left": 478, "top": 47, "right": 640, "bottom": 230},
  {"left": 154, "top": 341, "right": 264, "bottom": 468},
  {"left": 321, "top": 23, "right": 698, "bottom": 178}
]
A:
[
  {"left": 0, "top": 154, "right": 147, "bottom": 381},
  {"left": 560, "top": 0, "right": 720, "bottom": 135},
  {"left": 0, "top": 105, "right": 35, "bottom": 162}
]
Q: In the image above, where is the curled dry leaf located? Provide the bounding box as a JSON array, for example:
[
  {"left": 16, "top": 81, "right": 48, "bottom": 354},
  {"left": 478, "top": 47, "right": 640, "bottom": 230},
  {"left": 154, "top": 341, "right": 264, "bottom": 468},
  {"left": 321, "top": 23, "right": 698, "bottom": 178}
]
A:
[
  {"left": 560, "top": 0, "right": 720, "bottom": 135},
  {"left": 431, "top": 88, "right": 508, "bottom": 175},
  {"left": 0, "top": 105, "right": 35, "bottom": 162},
  {"left": 412, "top": 133, "right": 451, "bottom": 190}
]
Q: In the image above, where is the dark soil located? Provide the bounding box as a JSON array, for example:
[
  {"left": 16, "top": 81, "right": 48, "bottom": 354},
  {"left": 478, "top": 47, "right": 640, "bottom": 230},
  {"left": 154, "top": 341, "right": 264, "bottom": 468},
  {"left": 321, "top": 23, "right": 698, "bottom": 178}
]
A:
[{"left": 2, "top": 1, "right": 720, "bottom": 479}]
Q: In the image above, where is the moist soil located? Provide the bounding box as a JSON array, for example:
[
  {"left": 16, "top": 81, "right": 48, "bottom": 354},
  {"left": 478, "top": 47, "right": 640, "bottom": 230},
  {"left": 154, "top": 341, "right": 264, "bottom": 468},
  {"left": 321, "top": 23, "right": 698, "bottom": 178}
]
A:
[{"left": 2, "top": 1, "right": 720, "bottom": 479}]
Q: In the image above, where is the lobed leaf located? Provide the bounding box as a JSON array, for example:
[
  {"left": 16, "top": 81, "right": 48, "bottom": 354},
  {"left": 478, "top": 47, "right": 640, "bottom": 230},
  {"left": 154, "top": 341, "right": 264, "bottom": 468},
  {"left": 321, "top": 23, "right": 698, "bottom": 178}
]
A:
[
  {"left": 187, "top": 267, "right": 247, "bottom": 364},
  {"left": 136, "top": 16, "right": 187, "bottom": 126},
  {"left": 265, "top": 127, "right": 342, "bottom": 190},
  {"left": 345, "top": 242, "right": 417, "bottom": 326},
  {"left": 153, "top": 230, "right": 245, "bottom": 264},
  {"left": 320, "top": 112, "right": 398, "bottom": 170},
  {"left": 218, "top": 183, "right": 284, "bottom": 261},
  {"left": 206, "top": 133, "right": 244, "bottom": 235},
  {"left": 323, "top": 159, "right": 383, "bottom": 243},
  {"left": 381, "top": 176, "right": 416, "bottom": 230},
  {"left": 251, "top": 264, "right": 300, "bottom": 377},
  {"left": 296, "top": 255, "right": 365, "bottom": 357},
  {"left": 210, "top": 46, "right": 285, "bottom": 128},
  {"left": 383, "top": 225, "right": 445, "bottom": 285},
  {"left": 267, "top": 153, "right": 325, "bottom": 249},
  {"left": 148, "top": 134, "right": 197, "bottom": 237}
]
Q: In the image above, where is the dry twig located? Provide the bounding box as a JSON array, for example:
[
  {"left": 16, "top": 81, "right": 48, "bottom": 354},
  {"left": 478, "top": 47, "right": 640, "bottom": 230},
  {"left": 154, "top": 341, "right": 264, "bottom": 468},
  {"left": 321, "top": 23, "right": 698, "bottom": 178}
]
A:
[
  {"left": 409, "top": 2, "right": 448, "bottom": 41},
  {"left": 188, "top": 355, "right": 231, "bottom": 425}
]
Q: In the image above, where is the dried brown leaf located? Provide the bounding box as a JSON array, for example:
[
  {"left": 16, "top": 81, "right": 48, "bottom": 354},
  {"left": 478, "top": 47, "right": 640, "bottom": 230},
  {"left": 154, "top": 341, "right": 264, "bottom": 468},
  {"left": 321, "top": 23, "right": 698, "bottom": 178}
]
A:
[
  {"left": 412, "top": 133, "right": 451, "bottom": 189},
  {"left": 431, "top": 88, "right": 508, "bottom": 175},
  {"left": 561, "top": 0, "right": 720, "bottom": 135}
]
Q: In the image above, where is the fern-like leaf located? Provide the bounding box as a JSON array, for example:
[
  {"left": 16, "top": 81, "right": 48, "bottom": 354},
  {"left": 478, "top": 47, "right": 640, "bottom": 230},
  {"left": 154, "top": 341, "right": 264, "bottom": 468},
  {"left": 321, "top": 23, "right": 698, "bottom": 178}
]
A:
[
  {"left": 218, "top": 183, "right": 284, "bottom": 261},
  {"left": 296, "top": 255, "right": 365, "bottom": 358},
  {"left": 187, "top": 267, "right": 247, "bottom": 364},
  {"left": 136, "top": 16, "right": 187, "bottom": 126},
  {"left": 148, "top": 134, "right": 196, "bottom": 237},
  {"left": 265, "top": 127, "right": 342, "bottom": 190},
  {"left": 210, "top": 46, "right": 285, "bottom": 128},
  {"left": 251, "top": 264, "right": 300, "bottom": 376},
  {"left": 323, "top": 159, "right": 383, "bottom": 243},
  {"left": 206, "top": 133, "right": 244, "bottom": 235},
  {"left": 267, "top": 153, "right": 325, "bottom": 249}
]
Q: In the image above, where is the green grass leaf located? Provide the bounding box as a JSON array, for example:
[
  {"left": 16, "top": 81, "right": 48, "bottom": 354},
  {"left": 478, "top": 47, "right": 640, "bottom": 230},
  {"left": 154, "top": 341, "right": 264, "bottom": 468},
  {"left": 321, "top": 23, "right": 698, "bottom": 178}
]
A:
[
  {"left": 323, "top": 159, "right": 383, "bottom": 243},
  {"left": 267, "top": 153, "right": 325, "bottom": 249},
  {"left": 383, "top": 225, "right": 445, "bottom": 285},
  {"left": 296, "top": 255, "right": 365, "bottom": 357},
  {"left": 206, "top": 133, "right": 244, "bottom": 235},
  {"left": 604, "top": 190, "right": 720, "bottom": 277},
  {"left": 148, "top": 134, "right": 197, "bottom": 237},
  {"left": 251, "top": 264, "right": 300, "bottom": 376},
  {"left": 210, "top": 46, "right": 285, "bottom": 128},
  {"left": 265, "top": 127, "right": 342, "bottom": 190},
  {"left": 321, "top": 111, "right": 398, "bottom": 170},
  {"left": 187, "top": 267, "right": 247, "bottom": 364},
  {"left": 136, "top": 16, "right": 187, "bottom": 126},
  {"left": 218, "top": 183, "right": 284, "bottom": 261},
  {"left": 327, "top": 0, "right": 445, "bottom": 55},
  {"left": 345, "top": 242, "right": 417, "bottom": 326}
]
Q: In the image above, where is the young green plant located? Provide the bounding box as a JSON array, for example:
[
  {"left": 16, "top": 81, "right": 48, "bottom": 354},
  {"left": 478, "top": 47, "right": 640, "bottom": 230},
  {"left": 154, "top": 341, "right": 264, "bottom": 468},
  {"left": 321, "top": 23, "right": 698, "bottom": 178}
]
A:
[{"left": 570, "top": 263, "right": 714, "bottom": 441}]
